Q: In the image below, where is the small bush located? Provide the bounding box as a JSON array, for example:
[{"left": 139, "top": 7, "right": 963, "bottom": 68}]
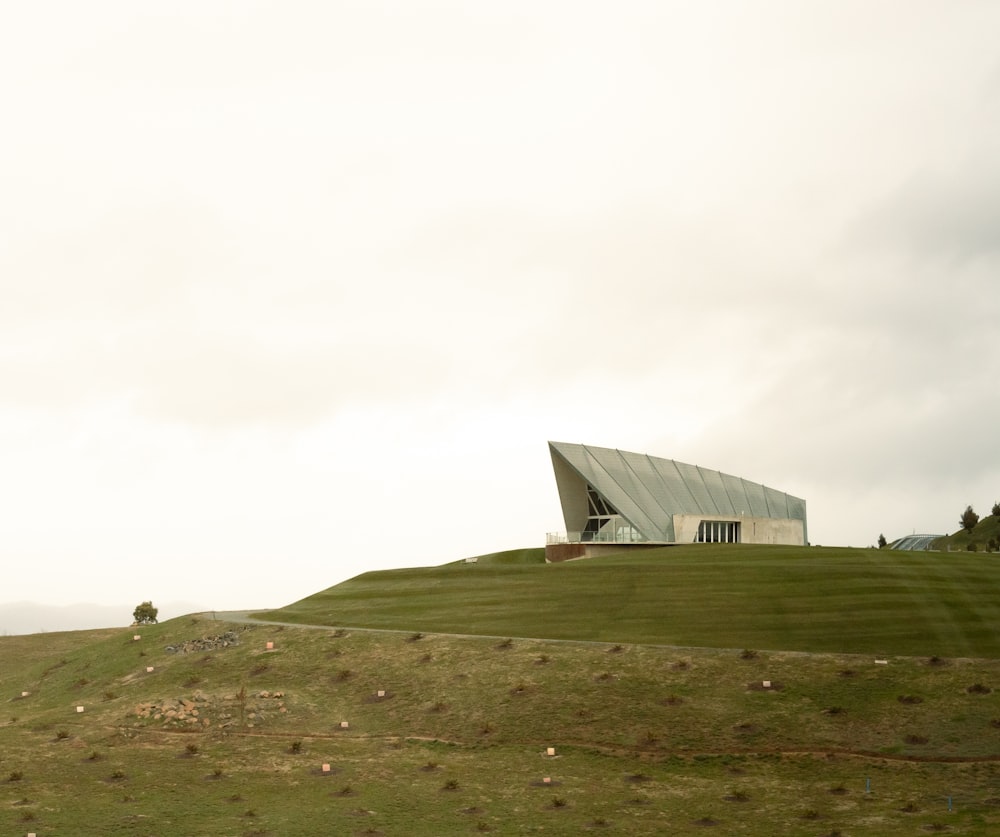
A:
[
  {"left": 289, "top": 740, "right": 302, "bottom": 754},
  {"left": 213, "top": 767, "right": 224, "bottom": 778},
  {"left": 103, "top": 690, "right": 118, "bottom": 701},
  {"left": 551, "top": 796, "right": 567, "bottom": 808},
  {"left": 535, "top": 654, "right": 551, "bottom": 665},
  {"left": 897, "top": 694, "right": 923, "bottom": 705},
  {"left": 185, "top": 743, "right": 200, "bottom": 755},
  {"left": 928, "top": 655, "right": 947, "bottom": 666},
  {"left": 8, "top": 770, "right": 23, "bottom": 782},
  {"left": 443, "top": 778, "right": 460, "bottom": 791},
  {"left": 904, "top": 734, "right": 928, "bottom": 745},
  {"left": 75, "top": 677, "right": 90, "bottom": 687},
  {"left": 407, "top": 632, "right": 424, "bottom": 642},
  {"left": 87, "top": 750, "right": 101, "bottom": 761},
  {"left": 609, "top": 644, "right": 624, "bottom": 654},
  {"left": 20, "top": 810, "right": 35, "bottom": 822},
  {"left": 56, "top": 729, "right": 70, "bottom": 740},
  {"left": 110, "top": 769, "right": 126, "bottom": 780},
  {"left": 335, "top": 669, "right": 353, "bottom": 682},
  {"left": 800, "top": 809, "right": 820, "bottom": 820},
  {"left": 967, "top": 683, "right": 992, "bottom": 694},
  {"left": 250, "top": 663, "right": 268, "bottom": 676},
  {"left": 823, "top": 706, "right": 845, "bottom": 716},
  {"left": 184, "top": 676, "right": 203, "bottom": 688},
  {"left": 967, "top": 542, "right": 978, "bottom": 552},
  {"left": 739, "top": 649, "right": 757, "bottom": 660},
  {"left": 496, "top": 638, "right": 513, "bottom": 650}
]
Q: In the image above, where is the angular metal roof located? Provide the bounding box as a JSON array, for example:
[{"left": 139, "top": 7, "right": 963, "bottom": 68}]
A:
[{"left": 549, "top": 441, "right": 807, "bottom": 543}]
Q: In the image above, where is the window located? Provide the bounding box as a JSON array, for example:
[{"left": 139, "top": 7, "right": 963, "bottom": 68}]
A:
[{"left": 696, "top": 520, "right": 741, "bottom": 543}]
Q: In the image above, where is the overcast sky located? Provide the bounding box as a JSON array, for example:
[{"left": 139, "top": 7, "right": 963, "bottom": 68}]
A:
[{"left": 2, "top": 2, "right": 999, "bottom": 632}]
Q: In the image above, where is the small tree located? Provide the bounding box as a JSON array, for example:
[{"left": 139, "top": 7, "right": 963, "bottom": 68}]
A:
[
  {"left": 133, "top": 601, "right": 158, "bottom": 625},
  {"left": 877, "top": 534, "right": 888, "bottom": 549},
  {"left": 992, "top": 501, "right": 1000, "bottom": 518},
  {"left": 960, "top": 505, "right": 979, "bottom": 533}
]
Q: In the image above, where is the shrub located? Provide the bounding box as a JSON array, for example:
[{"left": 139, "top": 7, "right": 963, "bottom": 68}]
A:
[
  {"left": 496, "top": 638, "right": 513, "bottom": 650},
  {"left": 20, "top": 810, "right": 35, "bottom": 822},
  {"left": 552, "top": 796, "right": 567, "bottom": 808},
  {"left": 739, "top": 649, "right": 757, "bottom": 660},
  {"left": 8, "top": 770, "right": 23, "bottom": 782},
  {"left": 185, "top": 743, "right": 200, "bottom": 755},
  {"left": 289, "top": 740, "right": 302, "bottom": 754},
  {"left": 960, "top": 505, "right": 980, "bottom": 532},
  {"left": 407, "top": 632, "right": 424, "bottom": 642},
  {"left": 993, "top": 501, "right": 1000, "bottom": 517},
  {"left": 442, "top": 778, "right": 460, "bottom": 791},
  {"left": 56, "top": 729, "right": 70, "bottom": 740},
  {"left": 133, "top": 601, "right": 158, "bottom": 624},
  {"left": 103, "top": 690, "right": 118, "bottom": 701},
  {"left": 967, "top": 683, "right": 992, "bottom": 694},
  {"left": 967, "top": 542, "right": 978, "bottom": 552}
]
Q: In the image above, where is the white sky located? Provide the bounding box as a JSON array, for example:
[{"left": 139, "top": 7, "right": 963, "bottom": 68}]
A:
[{"left": 2, "top": 2, "right": 999, "bottom": 623}]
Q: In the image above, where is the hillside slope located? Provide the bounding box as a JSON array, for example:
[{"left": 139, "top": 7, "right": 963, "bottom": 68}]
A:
[{"left": 261, "top": 544, "right": 1000, "bottom": 657}]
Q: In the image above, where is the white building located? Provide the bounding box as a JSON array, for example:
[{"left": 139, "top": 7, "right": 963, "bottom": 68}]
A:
[{"left": 547, "top": 441, "right": 807, "bottom": 561}]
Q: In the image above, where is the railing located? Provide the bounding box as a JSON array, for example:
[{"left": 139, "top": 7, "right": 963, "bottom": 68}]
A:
[{"left": 546, "top": 530, "right": 648, "bottom": 545}]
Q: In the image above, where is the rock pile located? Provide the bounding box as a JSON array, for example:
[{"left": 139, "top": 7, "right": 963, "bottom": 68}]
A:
[
  {"left": 163, "top": 630, "right": 244, "bottom": 654},
  {"left": 133, "top": 690, "right": 289, "bottom": 729}
]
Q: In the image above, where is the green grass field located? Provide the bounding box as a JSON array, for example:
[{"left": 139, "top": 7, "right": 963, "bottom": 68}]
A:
[
  {"left": 263, "top": 544, "right": 1000, "bottom": 657},
  {"left": 2, "top": 544, "right": 999, "bottom": 835}
]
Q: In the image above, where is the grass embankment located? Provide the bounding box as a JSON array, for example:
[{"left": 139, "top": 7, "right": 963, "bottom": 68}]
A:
[
  {"left": 263, "top": 544, "right": 1000, "bottom": 657},
  {"left": 2, "top": 616, "right": 999, "bottom": 835},
  {"left": 935, "top": 513, "right": 1000, "bottom": 553}
]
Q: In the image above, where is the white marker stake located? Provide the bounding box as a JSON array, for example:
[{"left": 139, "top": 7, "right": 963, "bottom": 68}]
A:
[
  {"left": 133, "top": 635, "right": 141, "bottom": 641},
  {"left": 762, "top": 680, "right": 771, "bottom": 689},
  {"left": 146, "top": 666, "right": 154, "bottom": 673},
  {"left": 266, "top": 641, "right": 274, "bottom": 650},
  {"left": 546, "top": 747, "right": 555, "bottom": 756},
  {"left": 340, "top": 721, "right": 349, "bottom": 729},
  {"left": 322, "top": 763, "right": 331, "bottom": 773},
  {"left": 76, "top": 706, "right": 84, "bottom": 713},
  {"left": 543, "top": 777, "right": 551, "bottom": 784},
  {"left": 377, "top": 690, "right": 385, "bottom": 698}
]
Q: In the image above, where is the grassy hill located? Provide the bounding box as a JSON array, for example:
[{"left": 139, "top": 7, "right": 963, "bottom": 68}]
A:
[
  {"left": 2, "top": 545, "right": 1000, "bottom": 835},
  {"left": 933, "top": 512, "right": 1000, "bottom": 553},
  {"left": 261, "top": 544, "right": 1000, "bottom": 657}
]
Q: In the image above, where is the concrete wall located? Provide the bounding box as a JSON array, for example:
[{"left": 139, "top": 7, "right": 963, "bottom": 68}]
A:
[{"left": 673, "top": 513, "right": 805, "bottom": 546}]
